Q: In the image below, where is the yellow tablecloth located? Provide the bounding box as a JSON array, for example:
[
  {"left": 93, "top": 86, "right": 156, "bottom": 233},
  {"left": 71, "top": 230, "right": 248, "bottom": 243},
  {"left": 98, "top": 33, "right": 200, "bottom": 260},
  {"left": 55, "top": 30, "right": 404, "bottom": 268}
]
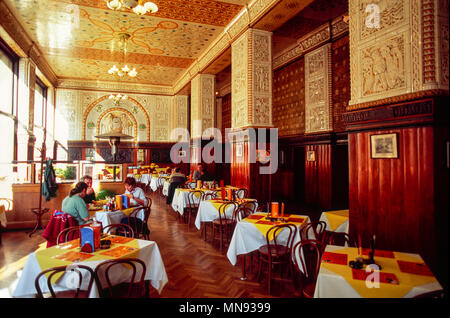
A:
[
  {"left": 243, "top": 212, "right": 307, "bottom": 241},
  {"left": 318, "top": 246, "right": 440, "bottom": 298},
  {"left": 321, "top": 209, "right": 349, "bottom": 232},
  {"left": 35, "top": 235, "right": 140, "bottom": 280}
]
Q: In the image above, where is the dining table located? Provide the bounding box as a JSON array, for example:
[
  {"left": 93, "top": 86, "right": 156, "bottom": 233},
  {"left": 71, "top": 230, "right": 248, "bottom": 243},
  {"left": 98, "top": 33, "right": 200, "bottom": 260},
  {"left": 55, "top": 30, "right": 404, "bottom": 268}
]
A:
[
  {"left": 314, "top": 245, "right": 444, "bottom": 298},
  {"left": 150, "top": 174, "right": 169, "bottom": 192},
  {"left": 227, "top": 212, "right": 311, "bottom": 279},
  {"left": 12, "top": 235, "right": 168, "bottom": 298},
  {"left": 319, "top": 209, "right": 349, "bottom": 234},
  {"left": 88, "top": 204, "right": 144, "bottom": 229},
  {"left": 194, "top": 198, "right": 258, "bottom": 230}
]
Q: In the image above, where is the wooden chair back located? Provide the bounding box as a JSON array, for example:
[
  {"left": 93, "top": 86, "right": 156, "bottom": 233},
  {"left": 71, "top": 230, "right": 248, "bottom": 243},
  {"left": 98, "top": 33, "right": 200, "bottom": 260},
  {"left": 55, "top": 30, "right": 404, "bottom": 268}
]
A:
[
  {"left": 94, "top": 258, "right": 147, "bottom": 298},
  {"left": 35, "top": 265, "right": 95, "bottom": 298},
  {"left": 292, "top": 239, "right": 322, "bottom": 286},
  {"left": 300, "top": 221, "right": 327, "bottom": 243},
  {"left": 103, "top": 223, "right": 135, "bottom": 238},
  {"left": 56, "top": 226, "right": 81, "bottom": 246},
  {"left": 265, "top": 224, "right": 297, "bottom": 261}
]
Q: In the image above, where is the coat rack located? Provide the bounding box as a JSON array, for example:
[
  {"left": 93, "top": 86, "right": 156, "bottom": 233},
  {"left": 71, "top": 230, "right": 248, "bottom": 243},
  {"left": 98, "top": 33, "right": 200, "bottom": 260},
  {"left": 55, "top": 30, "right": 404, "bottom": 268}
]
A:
[{"left": 27, "top": 142, "right": 49, "bottom": 237}]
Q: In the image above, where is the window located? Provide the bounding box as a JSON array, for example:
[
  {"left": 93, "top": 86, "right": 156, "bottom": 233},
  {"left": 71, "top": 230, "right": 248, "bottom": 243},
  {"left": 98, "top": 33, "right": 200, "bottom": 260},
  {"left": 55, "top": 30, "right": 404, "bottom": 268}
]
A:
[
  {"left": 0, "top": 40, "right": 17, "bottom": 164},
  {"left": 34, "top": 78, "right": 47, "bottom": 160},
  {"left": 0, "top": 39, "right": 18, "bottom": 188}
]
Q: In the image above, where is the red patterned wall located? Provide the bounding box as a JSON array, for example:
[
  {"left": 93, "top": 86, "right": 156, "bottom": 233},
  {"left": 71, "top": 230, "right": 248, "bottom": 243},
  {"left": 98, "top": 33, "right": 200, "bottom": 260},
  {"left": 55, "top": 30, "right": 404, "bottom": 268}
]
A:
[
  {"left": 272, "top": 58, "right": 305, "bottom": 137},
  {"left": 331, "top": 35, "right": 350, "bottom": 132}
]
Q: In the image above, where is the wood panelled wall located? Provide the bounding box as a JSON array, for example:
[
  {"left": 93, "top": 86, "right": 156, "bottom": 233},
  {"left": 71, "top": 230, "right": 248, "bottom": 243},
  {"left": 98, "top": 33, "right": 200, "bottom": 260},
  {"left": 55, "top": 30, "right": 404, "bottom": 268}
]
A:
[
  {"left": 349, "top": 126, "right": 437, "bottom": 275},
  {"left": 221, "top": 93, "right": 232, "bottom": 139},
  {"left": 305, "top": 144, "right": 333, "bottom": 210}
]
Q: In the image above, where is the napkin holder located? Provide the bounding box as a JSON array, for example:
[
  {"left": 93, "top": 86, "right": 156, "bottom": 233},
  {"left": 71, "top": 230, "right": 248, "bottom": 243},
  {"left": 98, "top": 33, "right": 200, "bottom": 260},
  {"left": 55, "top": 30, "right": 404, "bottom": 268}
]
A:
[
  {"left": 122, "top": 195, "right": 131, "bottom": 208},
  {"left": 80, "top": 226, "right": 100, "bottom": 253}
]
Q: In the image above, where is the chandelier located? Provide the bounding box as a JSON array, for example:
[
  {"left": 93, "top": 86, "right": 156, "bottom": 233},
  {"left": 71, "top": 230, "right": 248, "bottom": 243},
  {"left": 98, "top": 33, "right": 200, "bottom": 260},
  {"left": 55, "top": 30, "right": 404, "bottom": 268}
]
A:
[
  {"left": 106, "top": 0, "right": 158, "bottom": 15},
  {"left": 109, "top": 93, "right": 128, "bottom": 105},
  {"left": 108, "top": 33, "right": 138, "bottom": 77},
  {"left": 108, "top": 64, "right": 137, "bottom": 77}
]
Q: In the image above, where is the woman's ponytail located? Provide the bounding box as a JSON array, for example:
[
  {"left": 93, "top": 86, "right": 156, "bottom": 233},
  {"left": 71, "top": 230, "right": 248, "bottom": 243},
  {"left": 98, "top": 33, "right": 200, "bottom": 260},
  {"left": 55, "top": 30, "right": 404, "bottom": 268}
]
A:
[{"left": 69, "top": 181, "right": 88, "bottom": 197}]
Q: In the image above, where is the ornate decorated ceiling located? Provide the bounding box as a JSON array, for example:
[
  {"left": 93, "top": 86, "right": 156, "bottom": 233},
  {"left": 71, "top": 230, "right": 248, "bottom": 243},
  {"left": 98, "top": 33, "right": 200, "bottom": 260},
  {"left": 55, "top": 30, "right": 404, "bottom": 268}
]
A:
[{"left": 4, "top": 0, "right": 250, "bottom": 86}]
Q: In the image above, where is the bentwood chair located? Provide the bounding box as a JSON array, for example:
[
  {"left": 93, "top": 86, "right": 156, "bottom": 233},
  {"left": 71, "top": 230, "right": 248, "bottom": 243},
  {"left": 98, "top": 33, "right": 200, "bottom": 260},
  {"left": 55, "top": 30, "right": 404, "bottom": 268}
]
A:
[
  {"left": 35, "top": 265, "right": 96, "bottom": 298},
  {"left": 323, "top": 231, "right": 355, "bottom": 248},
  {"left": 211, "top": 201, "right": 238, "bottom": 252},
  {"left": 300, "top": 221, "right": 327, "bottom": 245},
  {"left": 256, "top": 224, "right": 297, "bottom": 295},
  {"left": 121, "top": 207, "right": 151, "bottom": 240},
  {"left": 234, "top": 188, "right": 248, "bottom": 199},
  {"left": 292, "top": 239, "right": 322, "bottom": 298},
  {"left": 103, "top": 223, "right": 135, "bottom": 238},
  {"left": 56, "top": 226, "right": 81, "bottom": 246},
  {"left": 186, "top": 190, "right": 203, "bottom": 227},
  {"left": 94, "top": 258, "right": 148, "bottom": 298}
]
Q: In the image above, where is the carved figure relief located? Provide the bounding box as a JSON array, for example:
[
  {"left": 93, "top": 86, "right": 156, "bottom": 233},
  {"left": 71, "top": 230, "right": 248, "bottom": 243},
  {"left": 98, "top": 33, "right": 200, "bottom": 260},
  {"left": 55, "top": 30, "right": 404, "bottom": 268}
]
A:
[
  {"left": 361, "top": 36, "right": 405, "bottom": 96},
  {"left": 308, "top": 78, "right": 326, "bottom": 104},
  {"left": 255, "top": 65, "right": 270, "bottom": 93},
  {"left": 254, "top": 97, "right": 270, "bottom": 124},
  {"left": 254, "top": 34, "right": 269, "bottom": 62},
  {"left": 100, "top": 111, "right": 133, "bottom": 136}
]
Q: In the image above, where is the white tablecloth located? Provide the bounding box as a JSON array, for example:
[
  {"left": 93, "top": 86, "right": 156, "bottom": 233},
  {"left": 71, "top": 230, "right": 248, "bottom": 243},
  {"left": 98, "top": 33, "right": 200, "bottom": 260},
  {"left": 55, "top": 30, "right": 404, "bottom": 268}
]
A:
[
  {"left": 92, "top": 208, "right": 144, "bottom": 229},
  {"left": 194, "top": 200, "right": 258, "bottom": 230},
  {"left": 226, "top": 213, "right": 311, "bottom": 267},
  {"left": 13, "top": 239, "right": 168, "bottom": 298},
  {"left": 139, "top": 174, "right": 152, "bottom": 186},
  {"left": 314, "top": 245, "right": 443, "bottom": 298},
  {"left": 162, "top": 181, "right": 169, "bottom": 196},
  {"left": 150, "top": 176, "right": 167, "bottom": 192}
]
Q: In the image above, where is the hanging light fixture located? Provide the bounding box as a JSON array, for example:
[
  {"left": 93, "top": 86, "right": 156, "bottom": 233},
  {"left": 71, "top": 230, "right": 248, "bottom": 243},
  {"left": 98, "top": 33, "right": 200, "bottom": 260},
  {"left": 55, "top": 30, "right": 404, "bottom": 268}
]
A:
[
  {"left": 133, "top": 1, "right": 158, "bottom": 15},
  {"left": 108, "top": 33, "right": 138, "bottom": 78},
  {"left": 105, "top": 0, "right": 158, "bottom": 15}
]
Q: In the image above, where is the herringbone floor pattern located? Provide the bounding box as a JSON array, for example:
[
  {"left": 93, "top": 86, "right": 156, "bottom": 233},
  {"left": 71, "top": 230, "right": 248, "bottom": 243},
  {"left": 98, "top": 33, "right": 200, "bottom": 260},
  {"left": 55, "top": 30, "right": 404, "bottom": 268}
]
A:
[{"left": 0, "top": 191, "right": 304, "bottom": 298}]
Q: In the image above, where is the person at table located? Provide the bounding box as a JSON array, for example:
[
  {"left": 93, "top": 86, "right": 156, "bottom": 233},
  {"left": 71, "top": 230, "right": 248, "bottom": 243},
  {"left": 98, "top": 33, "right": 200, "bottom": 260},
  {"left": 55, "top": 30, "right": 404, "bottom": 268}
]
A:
[
  {"left": 62, "top": 182, "right": 90, "bottom": 225},
  {"left": 166, "top": 167, "right": 186, "bottom": 205},
  {"left": 192, "top": 164, "right": 203, "bottom": 181},
  {"left": 81, "top": 175, "right": 96, "bottom": 204},
  {"left": 124, "top": 176, "right": 148, "bottom": 207}
]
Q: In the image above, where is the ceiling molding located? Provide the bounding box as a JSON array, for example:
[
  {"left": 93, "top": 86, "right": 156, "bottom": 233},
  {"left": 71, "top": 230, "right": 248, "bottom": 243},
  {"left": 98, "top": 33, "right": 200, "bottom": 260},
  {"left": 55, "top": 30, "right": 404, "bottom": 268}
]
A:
[{"left": 0, "top": 0, "right": 58, "bottom": 86}]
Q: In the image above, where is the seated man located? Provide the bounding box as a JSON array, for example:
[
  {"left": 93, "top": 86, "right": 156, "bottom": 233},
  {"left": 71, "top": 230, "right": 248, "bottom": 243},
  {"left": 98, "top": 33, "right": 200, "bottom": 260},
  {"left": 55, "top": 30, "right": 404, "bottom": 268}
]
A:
[
  {"left": 81, "top": 175, "right": 96, "bottom": 204},
  {"left": 199, "top": 166, "right": 214, "bottom": 182},
  {"left": 192, "top": 164, "right": 203, "bottom": 181},
  {"left": 166, "top": 167, "right": 186, "bottom": 205}
]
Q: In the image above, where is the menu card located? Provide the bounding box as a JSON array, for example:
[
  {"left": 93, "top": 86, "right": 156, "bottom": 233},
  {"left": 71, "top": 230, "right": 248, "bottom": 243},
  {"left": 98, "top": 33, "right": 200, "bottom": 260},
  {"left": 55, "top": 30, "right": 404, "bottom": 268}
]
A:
[
  {"left": 54, "top": 251, "right": 94, "bottom": 262},
  {"left": 100, "top": 246, "right": 138, "bottom": 257},
  {"left": 108, "top": 236, "right": 134, "bottom": 244},
  {"left": 322, "top": 252, "right": 348, "bottom": 265},
  {"left": 397, "top": 260, "right": 434, "bottom": 276}
]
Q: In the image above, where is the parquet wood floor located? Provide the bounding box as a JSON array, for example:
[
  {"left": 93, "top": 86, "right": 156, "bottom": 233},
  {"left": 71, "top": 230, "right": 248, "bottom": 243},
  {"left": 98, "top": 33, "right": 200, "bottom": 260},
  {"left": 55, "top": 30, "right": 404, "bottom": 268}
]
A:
[{"left": 0, "top": 191, "right": 305, "bottom": 298}]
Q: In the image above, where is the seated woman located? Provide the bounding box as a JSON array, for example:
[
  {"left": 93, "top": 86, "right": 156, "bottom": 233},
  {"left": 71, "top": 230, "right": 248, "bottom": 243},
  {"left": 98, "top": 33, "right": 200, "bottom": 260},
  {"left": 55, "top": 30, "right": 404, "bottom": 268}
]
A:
[
  {"left": 61, "top": 182, "right": 90, "bottom": 225},
  {"left": 124, "top": 176, "right": 148, "bottom": 207}
]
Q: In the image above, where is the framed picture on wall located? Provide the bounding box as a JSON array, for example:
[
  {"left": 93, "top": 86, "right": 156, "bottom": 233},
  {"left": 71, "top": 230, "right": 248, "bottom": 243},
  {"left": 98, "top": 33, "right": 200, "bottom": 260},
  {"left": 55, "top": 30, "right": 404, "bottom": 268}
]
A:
[
  {"left": 371, "top": 133, "right": 398, "bottom": 158},
  {"left": 306, "top": 150, "right": 316, "bottom": 162}
]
